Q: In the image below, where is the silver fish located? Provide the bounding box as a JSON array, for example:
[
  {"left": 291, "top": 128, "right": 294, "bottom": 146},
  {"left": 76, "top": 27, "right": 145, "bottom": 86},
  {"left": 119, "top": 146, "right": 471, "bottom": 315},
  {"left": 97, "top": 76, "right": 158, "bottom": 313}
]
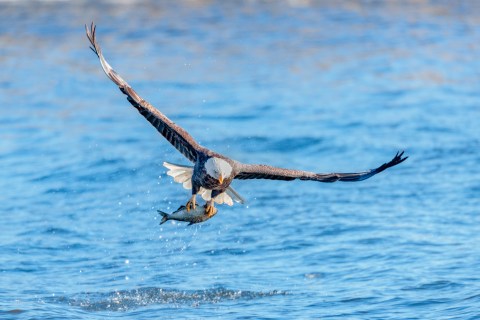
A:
[{"left": 158, "top": 204, "right": 218, "bottom": 225}]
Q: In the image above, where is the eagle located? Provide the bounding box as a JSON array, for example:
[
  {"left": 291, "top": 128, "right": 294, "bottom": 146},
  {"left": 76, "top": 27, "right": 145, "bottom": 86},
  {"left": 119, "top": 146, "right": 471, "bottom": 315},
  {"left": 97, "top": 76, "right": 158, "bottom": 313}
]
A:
[{"left": 85, "top": 23, "right": 407, "bottom": 218}]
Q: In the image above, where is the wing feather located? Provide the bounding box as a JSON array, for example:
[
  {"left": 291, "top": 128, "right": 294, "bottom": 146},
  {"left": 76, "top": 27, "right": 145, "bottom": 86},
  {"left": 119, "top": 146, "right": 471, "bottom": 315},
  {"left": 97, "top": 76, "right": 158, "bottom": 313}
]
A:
[
  {"left": 234, "top": 151, "right": 407, "bottom": 182},
  {"left": 85, "top": 23, "right": 203, "bottom": 163}
]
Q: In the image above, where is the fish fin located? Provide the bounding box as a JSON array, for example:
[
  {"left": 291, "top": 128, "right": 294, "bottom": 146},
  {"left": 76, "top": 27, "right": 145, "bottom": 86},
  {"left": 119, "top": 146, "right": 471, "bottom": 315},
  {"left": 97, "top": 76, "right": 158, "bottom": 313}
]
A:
[{"left": 157, "top": 210, "right": 169, "bottom": 225}]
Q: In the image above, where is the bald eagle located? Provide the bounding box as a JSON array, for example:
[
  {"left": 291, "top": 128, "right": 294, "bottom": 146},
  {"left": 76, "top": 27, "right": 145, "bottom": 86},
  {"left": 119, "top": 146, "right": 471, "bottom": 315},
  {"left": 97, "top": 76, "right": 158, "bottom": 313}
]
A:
[{"left": 86, "top": 23, "right": 407, "bottom": 218}]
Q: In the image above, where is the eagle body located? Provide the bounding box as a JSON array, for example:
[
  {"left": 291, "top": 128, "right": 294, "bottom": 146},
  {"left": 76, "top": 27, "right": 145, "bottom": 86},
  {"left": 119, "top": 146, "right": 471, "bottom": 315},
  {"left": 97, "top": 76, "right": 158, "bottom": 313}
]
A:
[
  {"left": 86, "top": 23, "right": 407, "bottom": 217},
  {"left": 192, "top": 154, "right": 235, "bottom": 196}
]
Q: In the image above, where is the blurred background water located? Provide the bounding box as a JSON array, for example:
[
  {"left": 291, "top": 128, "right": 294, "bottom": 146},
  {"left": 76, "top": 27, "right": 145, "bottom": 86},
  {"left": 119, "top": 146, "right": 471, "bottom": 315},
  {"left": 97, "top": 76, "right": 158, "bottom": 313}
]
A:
[{"left": 1, "top": 0, "right": 480, "bottom": 319}]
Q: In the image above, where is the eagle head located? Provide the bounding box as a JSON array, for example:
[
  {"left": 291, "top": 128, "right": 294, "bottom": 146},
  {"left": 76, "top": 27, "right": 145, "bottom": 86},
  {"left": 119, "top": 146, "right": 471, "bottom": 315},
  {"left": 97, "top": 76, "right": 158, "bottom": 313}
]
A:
[{"left": 205, "top": 157, "right": 232, "bottom": 185}]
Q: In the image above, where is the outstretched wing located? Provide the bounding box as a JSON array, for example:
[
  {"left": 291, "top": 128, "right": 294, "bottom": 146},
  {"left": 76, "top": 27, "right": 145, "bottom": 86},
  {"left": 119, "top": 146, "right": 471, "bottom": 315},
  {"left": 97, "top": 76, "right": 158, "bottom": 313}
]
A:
[
  {"left": 234, "top": 151, "right": 407, "bottom": 182},
  {"left": 85, "top": 23, "right": 204, "bottom": 163}
]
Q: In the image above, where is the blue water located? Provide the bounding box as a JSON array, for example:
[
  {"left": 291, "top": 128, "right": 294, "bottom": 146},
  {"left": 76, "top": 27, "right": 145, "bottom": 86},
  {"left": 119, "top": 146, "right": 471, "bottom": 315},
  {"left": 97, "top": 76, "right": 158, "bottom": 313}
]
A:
[{"left": 1, "top": 1, "right": 480, "bottom": 319}]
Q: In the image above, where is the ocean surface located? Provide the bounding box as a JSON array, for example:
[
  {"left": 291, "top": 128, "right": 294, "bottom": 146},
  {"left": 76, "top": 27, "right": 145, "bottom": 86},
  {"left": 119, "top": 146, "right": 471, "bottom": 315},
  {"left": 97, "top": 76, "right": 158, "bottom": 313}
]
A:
[{"left": 1, "top": 1, "right": 480, "bottom": 319}]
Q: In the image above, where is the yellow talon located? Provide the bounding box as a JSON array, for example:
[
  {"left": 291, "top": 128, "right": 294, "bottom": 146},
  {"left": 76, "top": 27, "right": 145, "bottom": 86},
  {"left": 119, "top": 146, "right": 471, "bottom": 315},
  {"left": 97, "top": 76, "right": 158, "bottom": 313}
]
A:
[
  {"left": 186, "top": 195, "right": 196, "bottom": 212},
  {"left": 204, "top": 203, "right": 217, "bottom": 218}
]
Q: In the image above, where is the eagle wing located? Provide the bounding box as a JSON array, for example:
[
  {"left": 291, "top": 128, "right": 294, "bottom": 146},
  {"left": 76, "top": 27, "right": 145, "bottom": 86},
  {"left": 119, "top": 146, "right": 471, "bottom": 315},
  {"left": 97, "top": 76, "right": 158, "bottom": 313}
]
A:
[
  {"left": 85, "top": 23, "right": 204, "bottom": 163},
  {"left": 234, "top": 151, "right": 407, "bottom": 182}
]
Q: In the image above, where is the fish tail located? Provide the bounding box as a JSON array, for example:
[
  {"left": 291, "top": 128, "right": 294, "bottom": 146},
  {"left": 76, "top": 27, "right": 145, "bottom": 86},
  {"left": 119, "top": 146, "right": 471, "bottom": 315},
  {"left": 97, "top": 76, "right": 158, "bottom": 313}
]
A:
[{"left": 157, "top": 210, "right": 169, "bottom": 225}]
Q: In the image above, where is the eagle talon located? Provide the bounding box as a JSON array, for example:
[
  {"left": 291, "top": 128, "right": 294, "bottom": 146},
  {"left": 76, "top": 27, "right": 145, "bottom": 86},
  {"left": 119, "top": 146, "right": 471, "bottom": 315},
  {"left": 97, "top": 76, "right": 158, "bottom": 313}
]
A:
[
  {"left": 185, "top": 196, "right": 196, "bottom": 212},
  {"left": 204, "top": 203, "right": 217, "bottom": 218}
]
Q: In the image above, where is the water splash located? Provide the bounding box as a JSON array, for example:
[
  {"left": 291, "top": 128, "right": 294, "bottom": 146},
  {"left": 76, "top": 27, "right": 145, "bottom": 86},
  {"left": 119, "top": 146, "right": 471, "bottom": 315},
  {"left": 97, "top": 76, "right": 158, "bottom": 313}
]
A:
[{"left": 54, "top": 287, "right": 287, "bottom": 311}]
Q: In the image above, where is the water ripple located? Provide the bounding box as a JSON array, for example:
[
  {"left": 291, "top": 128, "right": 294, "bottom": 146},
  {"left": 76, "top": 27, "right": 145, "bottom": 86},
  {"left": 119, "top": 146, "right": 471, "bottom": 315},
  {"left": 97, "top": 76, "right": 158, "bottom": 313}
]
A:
[{"left": 402, "top": 280, "right": 464, "bottom": 291}]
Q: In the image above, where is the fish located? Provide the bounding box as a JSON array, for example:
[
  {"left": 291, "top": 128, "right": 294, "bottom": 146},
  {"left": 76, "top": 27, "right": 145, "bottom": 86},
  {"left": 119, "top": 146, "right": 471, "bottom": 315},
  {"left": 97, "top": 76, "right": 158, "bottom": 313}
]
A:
[{"left": 158, "top": 204, "right": 218, "bottom": 225}]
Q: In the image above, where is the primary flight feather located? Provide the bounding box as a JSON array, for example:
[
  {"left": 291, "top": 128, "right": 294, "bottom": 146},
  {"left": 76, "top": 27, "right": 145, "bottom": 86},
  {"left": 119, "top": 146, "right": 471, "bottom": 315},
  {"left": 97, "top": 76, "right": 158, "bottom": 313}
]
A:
[{"left": 85, "top": 23, "right": 407, "bottom": 218}]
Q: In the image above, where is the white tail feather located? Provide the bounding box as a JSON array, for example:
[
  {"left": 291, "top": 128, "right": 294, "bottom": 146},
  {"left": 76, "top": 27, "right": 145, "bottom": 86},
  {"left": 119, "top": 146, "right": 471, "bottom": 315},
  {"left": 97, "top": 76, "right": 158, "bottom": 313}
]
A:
[{"left": 163, "top": 161, "right": 245, "bottom": 206}]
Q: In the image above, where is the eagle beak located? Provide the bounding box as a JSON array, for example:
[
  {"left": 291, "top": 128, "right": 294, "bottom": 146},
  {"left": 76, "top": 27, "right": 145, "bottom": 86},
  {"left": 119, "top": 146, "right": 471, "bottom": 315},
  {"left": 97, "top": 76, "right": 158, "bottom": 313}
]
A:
[{"left": 218, "top": 174, "right": 224, "bottom": 184}]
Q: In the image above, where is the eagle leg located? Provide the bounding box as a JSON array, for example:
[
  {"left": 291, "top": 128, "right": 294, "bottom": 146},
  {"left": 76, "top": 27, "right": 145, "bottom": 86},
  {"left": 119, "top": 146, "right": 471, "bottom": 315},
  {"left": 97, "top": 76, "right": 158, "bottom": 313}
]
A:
[
  {"left": 185, "top": 195, "right": 197, "bottom": 212},
  {"left": 204, "top": 200, "right": 216, "bottom": 218}
]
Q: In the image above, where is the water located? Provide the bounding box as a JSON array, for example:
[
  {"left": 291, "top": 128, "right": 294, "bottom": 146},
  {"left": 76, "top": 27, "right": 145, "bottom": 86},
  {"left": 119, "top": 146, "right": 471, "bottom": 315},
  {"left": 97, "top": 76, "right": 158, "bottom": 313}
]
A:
[{"left": 1, "top": 1, "right": 480, "bottom": 318}]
